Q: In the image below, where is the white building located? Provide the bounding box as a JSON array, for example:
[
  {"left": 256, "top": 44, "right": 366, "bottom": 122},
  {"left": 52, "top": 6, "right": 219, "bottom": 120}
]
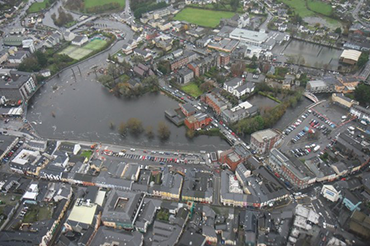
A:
[
  {"left": 321, "top": 185, "right": 340, "bottom": 202},
  {"left": 229, "top": 28, "right": 268, "bottom": 47},
  {"left": 71, "top": 35, "right": 88, "bottom": 46}
]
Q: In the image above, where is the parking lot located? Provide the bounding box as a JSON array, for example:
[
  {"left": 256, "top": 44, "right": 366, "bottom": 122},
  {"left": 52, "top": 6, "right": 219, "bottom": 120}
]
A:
[{"left": 279, "top": 101, "right": 356, "bottom": 160}]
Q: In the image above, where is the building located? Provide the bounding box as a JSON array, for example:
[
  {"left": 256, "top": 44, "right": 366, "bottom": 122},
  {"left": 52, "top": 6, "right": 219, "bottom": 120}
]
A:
[
  {"left": 321, "top": 185, "right": 340, "bottom": 202},
  {"left": 178, "top": 231, "right": 206, "bottom": 246},
  {"left": 90, "top": 227, "right": 143, "bottom": 246},
  {"left": 151, "top": 169, "right": 183, "bottom": 200},
  {"left": 64, "top": 198, "right": 98, "bottom": 232},
  {"left": 170, "top": 51, "right": 197, "bottom": 71},
  {"left": 181, "top": 170, "right": 213, "bottom": 203},
  {"left": 102, "top": 190, "right": 145, "bottom": 230},
  {"left": 204, "top": 92, "right": 231, "bottom": 115},
  {"left": 350, "top": 105, "right": 370, "bottom": 123},
  {"left": 250, "top": 129, "right": 281, "bottom": 155},
  {"left": 152, "top": 207, "right": 189, "bottom": 246},
  {"left": 0, "top": 70, "right": 37, "bottom": 103},
  {"left": 71, "top": 35, "right": 88, "bottom": 46},
  {"left": 220, "top": 144, "right": 251, "bottom": 171},
  {"left": 8, "top": 51, "right": 28, "bottom": 64},
  {"left": 229, "top": 28, "right": 269, "bottom": 48},
  {"left": 177, "top": 67, "right": 194, "bottom": 84},
  {"left": 217, "top": 53, "right": 230, "bottom": 67},
  {"left": 22, "top": 39, "right": 35, "bottom": 53},
  {"left": 207, "top": 38, "right": 239, "bottom": 53},
  {"left": 184, "top": 113, "right": 212, "bottom": 130},
  {"left": 221, "top": 101, "right": 257, "bottom": 124},
  {"left": 269, "top": 148, "right": 316, "bottom": 189},
  {"left": 179, "top": 103, "right": 196, "bottom": 117},
  {"left": 340, "top": 49, "right": 362, "bottom": 65},
  {"left": 133, "top": 48, "right": 153, "bottom": 62},
  {"left": 332, "top": 93, "right": 359, "bottom": 108}
]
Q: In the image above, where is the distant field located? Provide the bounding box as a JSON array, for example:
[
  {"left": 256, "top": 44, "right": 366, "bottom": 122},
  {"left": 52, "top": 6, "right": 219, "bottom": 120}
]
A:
[
  {"left": 307, "top": 0, "right": 332, "bottom": 16},
  {"left": 60, "top": 39, "right": 107, "bottom": 60},
  {"left": 174, "top": 8, "right": 234, "bottom": 28},
  {"left": 280, "top": 0, "right": 313, "bottom": 18},
  {"left": 84, "top": 0, "right": 125, "bottom": 8},
  {"left": 28, "top": 0, "right": 49, "bottom": 13}
]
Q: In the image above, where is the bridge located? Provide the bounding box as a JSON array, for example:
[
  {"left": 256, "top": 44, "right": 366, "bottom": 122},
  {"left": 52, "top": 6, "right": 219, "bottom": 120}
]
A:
[{"left": 303, "top": 91, "right": 319, "bottom": 103}]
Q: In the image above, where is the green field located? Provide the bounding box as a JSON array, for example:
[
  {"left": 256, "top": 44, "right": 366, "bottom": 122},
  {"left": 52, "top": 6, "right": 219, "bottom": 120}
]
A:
[
  {"left": 307, "top": 0, "right": 332, "bottom": 16},
  {"left": 28, "top": 0, "right": 49, "bottom": 13},
  {"left": 281, "top": 0, "right": 332, "bottom": 17},
  {"left": 59, "top": 39, "right": 107, "bottom": 60},
  {"left": 181, "top": 82, "right": 203, "bottom": 98},
  {"left": 280, "top": 0, "right": 313, "bottom": 17},
  {"left": 84, "top": 39, "right": 107, "bottom": 50},
  {"left": 174, "top": 8, "right": 235, "bottom": 28},
  {"left": 84, "top": 0, "right": 125, "bottom": 8}
]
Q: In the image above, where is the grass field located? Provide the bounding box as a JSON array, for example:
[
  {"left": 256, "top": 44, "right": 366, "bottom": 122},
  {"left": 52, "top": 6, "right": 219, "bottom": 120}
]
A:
[
  {"left": 59, "top": 39, "right": 107, "bottom": 60},
  {"left": 28, "top": 0, "right": 49, "bottom": 13},
  {"left": 174, "top": 8, "right": 234, "bottom": 28},
  {"left": 23, "top": 205, "right": 53, "bottom": 223},
  {"left": 84, "top": 0, "right": 125, "bottom": 8},
  {"left": 280, "top": 0, "right": 313, "bottom": 18},
  {"left": 84, "top": 39, "right": 107, "bottom": 50},
  {"left": 181, "top": 82, "right": 203, "bottom": 98},
  {"left": 307, "top": 0, "right": 332, "bottom": 16}
]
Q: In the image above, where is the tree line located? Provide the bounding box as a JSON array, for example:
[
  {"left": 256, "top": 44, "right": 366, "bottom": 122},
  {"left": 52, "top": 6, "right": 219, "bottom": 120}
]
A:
[{"left": 113, "top": 118, "right": 171, "bottom": 141}]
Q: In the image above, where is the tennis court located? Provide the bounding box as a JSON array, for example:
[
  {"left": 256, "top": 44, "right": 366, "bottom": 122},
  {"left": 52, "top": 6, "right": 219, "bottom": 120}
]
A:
[{"left": 59, "top": 39, "right": 107, "bottom": 60}]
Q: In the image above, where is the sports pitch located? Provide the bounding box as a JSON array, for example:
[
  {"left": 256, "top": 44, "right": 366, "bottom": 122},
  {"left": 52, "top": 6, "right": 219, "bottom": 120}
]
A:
[{"left": 59, "top": 39, "right": 107, "bottom": 60}]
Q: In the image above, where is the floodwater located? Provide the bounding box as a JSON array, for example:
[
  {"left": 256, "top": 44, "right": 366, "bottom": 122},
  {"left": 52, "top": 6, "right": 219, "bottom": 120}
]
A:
[{"left": 273, "top": 40, "right": 343, "bottom": 70}]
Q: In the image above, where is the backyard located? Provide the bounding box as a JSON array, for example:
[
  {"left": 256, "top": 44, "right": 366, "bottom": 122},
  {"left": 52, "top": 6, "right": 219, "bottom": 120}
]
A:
[
  {"left": 181, "top": 82, "right": 203, "bottom": 98},
  {"left": 23, "top": 205, "right": 53, "bottom": 223},
  {"left": 174, "top": 8, "right": 234, "bottom": 28}
]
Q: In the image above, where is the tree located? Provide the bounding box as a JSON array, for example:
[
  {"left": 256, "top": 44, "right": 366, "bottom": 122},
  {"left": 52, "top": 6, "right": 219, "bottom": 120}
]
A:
[
  {"left": 334, "top": 27, "right": 342, "bottom": 34},
  {"left": 145, "top": 126, "right": 154, "bottom": 139},
  {"left": 230, "top": 0, "right": 240, "bottom": 11},
  {"left": 118, "top": 122, "right": 127, "bottom": 135},
  {"left": 200, "top": 81, "right": 214, "bottom": 92},
  {"left": 34, "top": 50, "right": 47, "bottom": 67},
  {"left": 18, "top": 57, "right": 40, "bottom": 72},
  {"left": 354, "top": 83, "right": 370, "bottom": 106},
  {"left": 126, "top": 118, "right": 144, "bottom": 135},
  {"left": 357, "top": 51, "right": 369, "bottom": 68},
  {"left": 231, "top": 61, "right": 245, "bottom": 77},
  {"left": 109, "top": 122, "right": 115, "bottom": 130},
  {"left": 157, "top": 121, "right": 171, "bottom": 140},
  {"left": 186, "top": 129, "right": 195, "bottom": 139}
]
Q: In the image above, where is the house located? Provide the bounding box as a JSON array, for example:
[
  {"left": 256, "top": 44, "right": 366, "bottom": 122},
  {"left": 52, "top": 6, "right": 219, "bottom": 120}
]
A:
[
  {"left": 0, "top": 49, "right": 9, "bottom": 64},
  {"left": 177, "top": 67, "right": 194, "bottom": 84},
  {"left": 203, "top": 92, "right": 231, "bottom": 115},
  {"left": 63, "top": 30, "right": 76, "bottom": 41},
  {"left": 133, "top": 48, "right": 153, "bottom": 61},
  {"left": 223, "top": 77, "right": 243, "bottom": 94},
  {"left": 71, "top": 35, "right": 88, "bottom": 46},
  {"left": 8, "top": 51, "right": 29, "bottom": 64},
  {"left": 184, "top": 113, "right": 212, "bottom": 130},
  {"left": 223, "top": 77, "right": 255, "bottom": 98}
]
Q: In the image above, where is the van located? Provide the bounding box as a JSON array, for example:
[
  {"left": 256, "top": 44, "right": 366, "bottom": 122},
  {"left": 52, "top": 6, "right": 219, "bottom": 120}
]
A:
[{"left": 130, "top": 148, "right": 136, "bottom": 152}]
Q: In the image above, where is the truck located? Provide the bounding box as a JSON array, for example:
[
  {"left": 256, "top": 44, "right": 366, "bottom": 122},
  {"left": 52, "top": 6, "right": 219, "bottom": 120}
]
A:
[{"left": 313, "top": 145, "right": 320, "bottom": 152}]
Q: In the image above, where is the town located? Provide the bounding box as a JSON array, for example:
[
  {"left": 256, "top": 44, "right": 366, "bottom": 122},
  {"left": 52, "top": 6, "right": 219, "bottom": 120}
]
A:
[{"left": 0, "top": 0, "right": 370, "bottom": 246}]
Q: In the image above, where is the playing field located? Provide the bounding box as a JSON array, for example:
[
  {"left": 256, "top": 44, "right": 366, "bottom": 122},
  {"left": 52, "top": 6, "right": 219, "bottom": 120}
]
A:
[
  {"left": 59, "top": 39, "right": 107, "bottom": 60},
  {"left": 28, "top": 0, "right": 49, "bottom": 13},
  {"left": 84, "top": 0, "right": 125, "bottom": 8},
  {"left": 174, "top": 8, "right": 234, "bottom": 28},
  {"left": 83, "top": 39, "right": 107, "bottom": 50}
]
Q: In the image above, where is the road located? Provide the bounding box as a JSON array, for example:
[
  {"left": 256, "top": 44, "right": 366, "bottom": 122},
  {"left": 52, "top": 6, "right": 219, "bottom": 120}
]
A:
[{"left": 352, "top": 0, "right": 370, "bottom": 28}]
